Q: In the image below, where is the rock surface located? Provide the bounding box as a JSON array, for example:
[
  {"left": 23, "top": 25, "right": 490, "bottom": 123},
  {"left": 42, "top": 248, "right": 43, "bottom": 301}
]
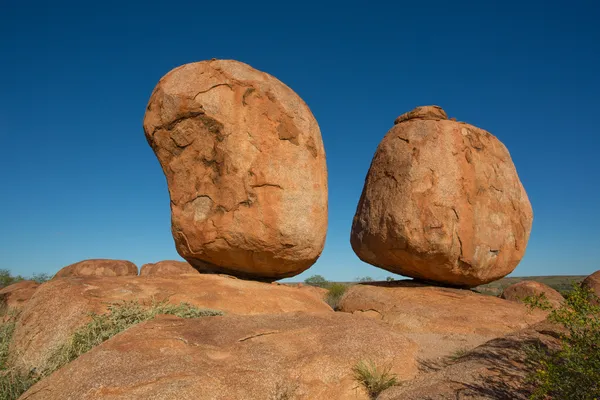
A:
[
  {"left": 54, "top": 259, "right": 138, "bottom": 278},
  {"left": 501, "top": 280, "right": 564, "bottom": 308},
  {"left": 582, "top": 270, "right": 600, "bottom": 300},
  {"left": 10, "top": 275, "right": 331, "bottom": 371},
  {"left": 21, "top": 313, "right": 418, "bottom": 400},
  {"left": 143, "top": 59, "right": 328, "bottom": 280},
  {"left": 139, "top": 260, "right": 200, "bottom": 277},
  {"left": 351, "top": 106, "right": 533, "bottom": 287},
  {"left": 338, "top": 281, "right": 548, "bottom": 360},
  {"left": 379, "top": 321, "right": 563, "bottom": 400},
  {"left": 0, "top": 280, "right": 39, "bottom": 312}
]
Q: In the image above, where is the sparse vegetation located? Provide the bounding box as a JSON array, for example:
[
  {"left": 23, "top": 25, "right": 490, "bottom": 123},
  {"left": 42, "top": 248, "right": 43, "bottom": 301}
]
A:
[
  {"left": 0, "top": 300, "right": 223, "bottom": 400},
  {"left": 352, "top": 359, "right": 399, "bottom": 399},
  {"left": 0, "top": 269, "right": 51, "bottom": 289},
  {"left": 325, "top": 283, "right": 348, "bottom": 310},
  {"left": 304, "top": 275, "right": 329, "bottom": 288},
  {"left": 526, "top": 283, "right": 600, "bottom": 399},
  {"left": 448, "top": 347, "right": 470, "bottom": 361},
  {"left": 522, "top": 292, "right": 553, "bottom": 312},
  {"left": 269, "top": 380, "right": 299, "bottom": 400},
  {"left": 356, "top": 276, "right": 374, "bottom": 283}
]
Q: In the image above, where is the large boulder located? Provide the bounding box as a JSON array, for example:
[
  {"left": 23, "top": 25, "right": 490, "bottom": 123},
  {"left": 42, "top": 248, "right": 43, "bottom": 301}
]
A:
[
  {"left": 501, "top": 280, "right": 564, "bottom": 309},
  {"left": 143, "top": 59, "right": 328, "bottom": 281},
  {"left": 10, "top": 275, "right": 331, "bottom": 371},
  {"left": 21, "top": 313, "right": 418, "bottom": 400},
  {"left": 338, "top": 281, "right": 548, "bottom": 360},
  {"left": 139, "top": 260, "right": 200, "bottom": 277},
  {"left": 351, "top": 106, "right": 533, "bottom": 287},
  {"left": 0, "top": 280, "right": 39, "bottom": 312},
  {"left": 582, "top": 270, "right": 600, "bottom": 299},
  {"left": 54, "top": 259, "right": 138, "bottom": 278}
]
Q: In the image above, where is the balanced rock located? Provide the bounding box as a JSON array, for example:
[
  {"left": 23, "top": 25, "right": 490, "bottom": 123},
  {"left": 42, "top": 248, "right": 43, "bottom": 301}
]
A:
[
  {"left": 143, "top": 59, "right": 328, "bottom": 281},
  {"left": 54, "top": 259, "right": 138, "bottom": 278},
  {"left": 501, "top": 280, "right": 564, "bottom": 309},
  {"left": 351, "top": 106, "right": 533, "bottom": 287},
  {"left": 139, "top": 260, "right": 200, "bottom": 277}
]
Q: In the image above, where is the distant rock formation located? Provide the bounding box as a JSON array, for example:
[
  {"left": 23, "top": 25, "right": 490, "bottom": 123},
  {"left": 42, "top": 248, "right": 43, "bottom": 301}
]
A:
[
  {"left": 54, "top": 259, "right": 138, "bottom": 278},
  {"left": 351, "top": 106, "right": 533, "bottom": 287},
  {"left": 143, "top": 59, "right": 328, "bottom": 281},
  {"left": 582, "top": 270, "right": 600, "bottom": 303},
  {"left": 139, "top": 260, "right": 200, "bottom": 277},
  {"left": 501, "top": 280, "right": 564, "bottom": 309}
]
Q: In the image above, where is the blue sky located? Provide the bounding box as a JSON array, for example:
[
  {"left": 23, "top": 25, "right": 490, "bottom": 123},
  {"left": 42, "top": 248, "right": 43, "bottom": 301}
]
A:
[{"left": 1, "top": 0, "right": 599, "bottom": 281}]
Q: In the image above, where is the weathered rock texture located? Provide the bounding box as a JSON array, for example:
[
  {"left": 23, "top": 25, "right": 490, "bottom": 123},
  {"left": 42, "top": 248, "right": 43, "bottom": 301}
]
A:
[
  {"left": 582, "top": 270, "right": 600, "bottom": 298},
  {"left": 351, "top": 106, "right": 533, "bottom": 287},
  {"left": 338, "top": 281, "right": 548, "bottom": 360},
  {"left": 501, "top": 280, "right": 564, "bottom": 309},
  {"left": 22, "top": 313, "right": 418, "bottom": 400},
  {"left": 10, "top": 275, "right": 331, "bottom": 371},
  {"left": 143, "top": 59, "right": 328, "bottom": 280},
  {"left": 54, "top": 259, "right": 138, "bottom": 278},
  {"left": 139, "top": 260, "right": 200, "bottom": 277},
  {"left": 0, "top": 280, "right": 39, "bottom": 312}
]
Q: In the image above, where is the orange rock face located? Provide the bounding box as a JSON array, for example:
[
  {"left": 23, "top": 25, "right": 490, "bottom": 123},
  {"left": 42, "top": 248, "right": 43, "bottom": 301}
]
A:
[
  {"left": 0, "top": 280, "right": 39, "bottom": 312},
  {"left": 21, "top": 313, "right": 418, "bottom": 400},
  {"left": 10, "top": 275, "right": 331, "bottom": 371},
  {"left": 54, "top": 259, "right": 138, "bottom": 278},
  {"left": 139, "top": 260, "right": 200, "bottom": 277},
  {"left": 582, "top": 270, "right": 600, "bottom": 302},
  {"left": 143, "top": 59, "right": 328, "bottom": 281},
  {"left": 501, "top": 280, "right": 564, "bottom": 308},
  {"left": 351, "top": 106, "right": 533, "bottom": 287}
]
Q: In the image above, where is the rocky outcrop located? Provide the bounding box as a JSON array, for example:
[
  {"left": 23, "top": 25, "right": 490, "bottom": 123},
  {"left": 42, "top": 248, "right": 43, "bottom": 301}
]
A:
[
  {"left": 10, "top": 275, "right": 331, "bottom": 372},
  {"left": 338, "top": 281, "right": 548, "bottom": 360},
  {"left": 0, "top": 280, "right": 39, "bottom": 312},
  {"left": 143, "top": 59, "right": 328, "bottom": 281},
  {"left": 54, "top": 259, "right": 138, "bottom": 278},
  {"left": 582, "top": 270, "right": 600, "bottom": 299},
  {"left": 501, "top": 280, "right": 564, "bottom": 308},
  {"left": 351, "top": 106, "right": 533, "bottom": 287},
  {"left": 21, "top": 313, "right": 418, "bottom": 400},
  {"left": 139, "top": 260, "right": 200, "bottom": 277}
]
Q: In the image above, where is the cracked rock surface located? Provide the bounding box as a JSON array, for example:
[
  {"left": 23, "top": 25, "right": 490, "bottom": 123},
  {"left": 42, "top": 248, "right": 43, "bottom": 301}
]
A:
[
  {"left": 143, "top": 60, "right": 328, "bottom": 280},
  {"left": 350, "top": 106, "right": 533, "bottom": 287}
]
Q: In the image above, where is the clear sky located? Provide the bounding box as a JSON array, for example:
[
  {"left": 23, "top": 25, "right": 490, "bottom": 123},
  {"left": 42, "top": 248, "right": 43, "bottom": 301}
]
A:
[{"left": 1, "top": 0, "right": 599, "bottom": 281}]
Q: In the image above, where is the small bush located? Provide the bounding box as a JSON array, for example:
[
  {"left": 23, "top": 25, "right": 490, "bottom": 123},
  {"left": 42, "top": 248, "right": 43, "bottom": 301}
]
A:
[
  {"left": 304, "top": 275, "right": 329, "bottom": 288},
  {"left": 352, "top": 360, "right": 398, "bottom": 399},
  {"left": 448, "top": 347, "right": 470, "bottom": 361},
  {"left": 325, "top": 283, "right": 347, "bottom": 310},
  {"left": 522, "top": 293, "right": 553, "bottom": 312},
  {"left": 356, "top": 276, "right": 374, "bottom": 283},
  {"left": 526, "top": 283, "right": 600, "bottom": 399}
]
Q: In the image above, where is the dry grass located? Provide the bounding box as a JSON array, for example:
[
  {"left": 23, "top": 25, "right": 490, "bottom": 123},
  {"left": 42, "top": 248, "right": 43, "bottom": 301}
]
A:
[{"left": 352, "top": 359, "right": 399, "bottom": 399}]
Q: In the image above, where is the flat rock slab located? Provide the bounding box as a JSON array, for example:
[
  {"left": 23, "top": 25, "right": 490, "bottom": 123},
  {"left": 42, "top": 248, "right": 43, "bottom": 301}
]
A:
[
  {"left": 10, "top": 275, "right": 331, "bottom": 371},
  {"left": 22, "top": 313, "right": 418, "bottom": 400},
  {"left": 339, "top": 281, "right": 548, "bottom": 360}
]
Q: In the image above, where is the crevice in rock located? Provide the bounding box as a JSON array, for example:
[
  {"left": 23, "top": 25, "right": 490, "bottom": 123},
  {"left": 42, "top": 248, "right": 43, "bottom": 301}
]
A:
[
  {"left": 238, "top": 331, "right": 280, "bottom": 342},
  {"left": 193, "top": 83, "right": 233, "bottom": 99}
]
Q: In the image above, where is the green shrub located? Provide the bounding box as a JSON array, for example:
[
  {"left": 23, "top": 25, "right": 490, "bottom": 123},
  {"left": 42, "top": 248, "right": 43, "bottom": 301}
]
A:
[
  {"left": 526, "top": 284, "right": 600, "bottom": 399},
  {"left": 522, "top": 292, "right": 553, "bottom": 312},
  {"left": 325, "top": 283, "right": 347, "bottom": 310},
  {"left": 0, "top": 370, "right": 38, "bottom": 400},
  {"left": 304, "top": 275, "right": 329, "bottom": 288},
  {"left": 352, "top": 359, "right": 399, "bottom": 399},
  {"left": 0, "top": 270, "right": 24, "bottom": 289},
  {"left": 356, "top": 276, "right": 374, "bottom": 283}
]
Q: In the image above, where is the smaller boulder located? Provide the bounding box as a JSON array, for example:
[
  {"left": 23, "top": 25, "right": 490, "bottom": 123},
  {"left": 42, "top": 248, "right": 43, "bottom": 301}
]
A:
[
  {"left": 139, "top": 260, "right": 200, "bottom": 277},
  {"left": 0, "top": 280, "right": 39, "bottom": 312},
  {"left": 54, "top": 259, "right": 138, "bottom": 278},
  {"left": 581, "top": 270, "right": 600, "bottom": 302},
  {"left": 501, "top": 280, "right": 564, "bottom": 309}
]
